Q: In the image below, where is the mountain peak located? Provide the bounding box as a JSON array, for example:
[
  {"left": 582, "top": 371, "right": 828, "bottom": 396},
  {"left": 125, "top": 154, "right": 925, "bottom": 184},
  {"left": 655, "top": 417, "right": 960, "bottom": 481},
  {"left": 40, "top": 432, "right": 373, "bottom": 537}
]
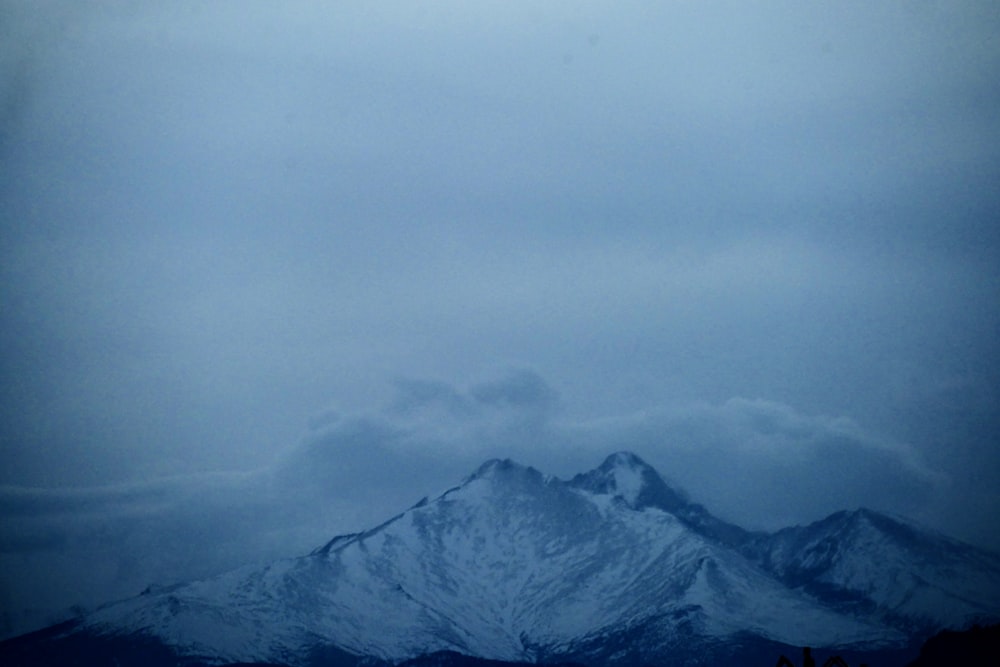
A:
[
  {"left": 472, "top": 457, "right": 535, "bottom": 478},
  {"left": 473, "top": 457, "right": 514, "bottom": 476},
  {"left": 595, "top": 451, "right": 657, "bottom": 506},
  {"left": 569, "top": 450, "right": 688, "bottom": 511},
  {"left": 601, "top": 450, "right": 652, "bottom": 472},
  {"left": 464, "top": 457, "right": 548, "bottom": 491}
]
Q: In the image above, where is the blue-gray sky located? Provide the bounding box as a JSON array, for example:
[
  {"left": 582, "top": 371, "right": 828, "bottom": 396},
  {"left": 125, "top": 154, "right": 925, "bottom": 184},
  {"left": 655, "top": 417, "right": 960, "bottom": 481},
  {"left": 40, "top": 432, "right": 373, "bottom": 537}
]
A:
[{"left": 1, "top": 0, "right": 999, "bottom": 639}]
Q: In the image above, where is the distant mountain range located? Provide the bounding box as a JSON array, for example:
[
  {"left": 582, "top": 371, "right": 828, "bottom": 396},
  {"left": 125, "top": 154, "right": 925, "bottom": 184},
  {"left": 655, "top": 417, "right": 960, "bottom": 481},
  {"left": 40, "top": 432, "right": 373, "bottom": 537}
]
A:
[{"left": 3, "top": 452, "right": 999, "bottom": 667}]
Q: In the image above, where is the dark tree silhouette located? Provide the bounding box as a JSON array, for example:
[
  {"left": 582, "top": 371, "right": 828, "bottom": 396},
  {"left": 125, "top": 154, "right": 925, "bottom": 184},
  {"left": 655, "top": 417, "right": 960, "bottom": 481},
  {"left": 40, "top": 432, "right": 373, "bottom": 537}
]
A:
[{"left": 776, "top": 647, "right": 821, "bottom": 667}]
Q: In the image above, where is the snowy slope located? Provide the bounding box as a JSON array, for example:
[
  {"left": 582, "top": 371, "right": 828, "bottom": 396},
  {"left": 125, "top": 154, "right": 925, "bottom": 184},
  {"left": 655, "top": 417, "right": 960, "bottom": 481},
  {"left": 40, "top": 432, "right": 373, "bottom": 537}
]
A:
[
  {"left": 748, "top": 508, "right": 1000, "bottom": 633},
  {"left": 12, "top": 452, "right": 1000, "bottom": 667}
]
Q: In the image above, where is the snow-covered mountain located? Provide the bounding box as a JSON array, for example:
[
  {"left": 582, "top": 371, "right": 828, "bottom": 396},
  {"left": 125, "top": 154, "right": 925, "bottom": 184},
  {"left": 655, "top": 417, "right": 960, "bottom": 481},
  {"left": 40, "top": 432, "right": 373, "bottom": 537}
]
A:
[
  {"left": 744, "top": 507, "right": 1000, "bottom": 634},
  {"left": 4, "top": 452, "right": 1000, "bottom": 667}
]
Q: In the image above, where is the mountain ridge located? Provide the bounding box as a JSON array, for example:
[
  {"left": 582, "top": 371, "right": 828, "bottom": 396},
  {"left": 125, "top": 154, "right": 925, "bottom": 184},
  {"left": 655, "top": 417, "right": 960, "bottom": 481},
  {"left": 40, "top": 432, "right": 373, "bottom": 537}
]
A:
[{"left": 3, "top": 451, "right": 999, "bottom": 667}]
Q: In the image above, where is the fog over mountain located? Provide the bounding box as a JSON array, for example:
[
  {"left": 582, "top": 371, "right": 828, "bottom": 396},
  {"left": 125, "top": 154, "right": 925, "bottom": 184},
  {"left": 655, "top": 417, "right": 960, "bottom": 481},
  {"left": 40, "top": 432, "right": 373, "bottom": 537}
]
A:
[{"left": 2, "top": 0, "right": 999, "bottom": 645}]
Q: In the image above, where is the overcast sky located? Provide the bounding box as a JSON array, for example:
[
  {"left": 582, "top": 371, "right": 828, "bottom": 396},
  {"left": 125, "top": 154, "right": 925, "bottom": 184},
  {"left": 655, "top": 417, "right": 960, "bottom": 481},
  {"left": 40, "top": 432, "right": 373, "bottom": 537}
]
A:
[{"left": 2, "top": 0, "right": 999, "bottom": 639}]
